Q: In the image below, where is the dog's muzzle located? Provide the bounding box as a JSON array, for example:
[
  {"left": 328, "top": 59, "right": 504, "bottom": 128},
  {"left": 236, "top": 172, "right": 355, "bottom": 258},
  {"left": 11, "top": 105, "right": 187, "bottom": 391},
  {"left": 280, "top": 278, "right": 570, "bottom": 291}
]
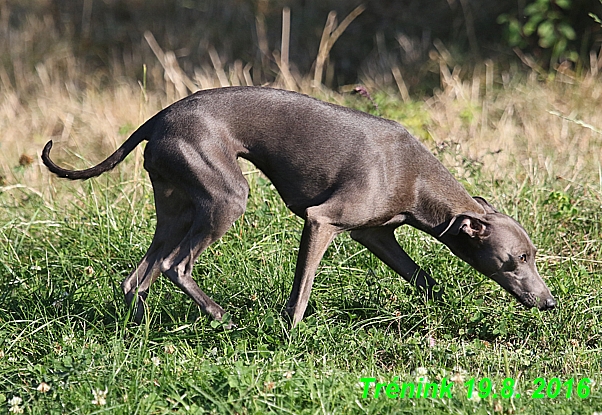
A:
[
  {"left": 520, "top": 292, "right": 556, "bottom": 310},
  {"left": 540, "top": 297, "right": 557, "bottom": 310}
]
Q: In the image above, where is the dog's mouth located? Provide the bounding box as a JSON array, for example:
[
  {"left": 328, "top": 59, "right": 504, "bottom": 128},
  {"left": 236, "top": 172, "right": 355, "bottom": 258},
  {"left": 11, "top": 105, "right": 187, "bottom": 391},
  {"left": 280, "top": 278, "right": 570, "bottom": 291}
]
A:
[
  {"left": 488, "top": 271, "right": 556, "bottom": 311},
  {"left": 517, "top": 292, "right": 557, "bottom": 311},
  {"left": 517, "top": 292, "right": 539, "bottom": 308}
]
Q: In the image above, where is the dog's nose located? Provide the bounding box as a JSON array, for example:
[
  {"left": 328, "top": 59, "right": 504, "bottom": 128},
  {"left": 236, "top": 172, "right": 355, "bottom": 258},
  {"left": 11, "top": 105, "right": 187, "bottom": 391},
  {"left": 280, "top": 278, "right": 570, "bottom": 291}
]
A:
[{"left": 543, "top": 297, "right": 557, "bottom": 310}]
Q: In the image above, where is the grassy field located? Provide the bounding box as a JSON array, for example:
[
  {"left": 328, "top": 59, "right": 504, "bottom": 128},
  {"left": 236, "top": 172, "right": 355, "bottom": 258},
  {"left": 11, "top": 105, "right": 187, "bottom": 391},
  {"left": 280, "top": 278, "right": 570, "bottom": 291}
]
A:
[{"left": 1, "top": 10, "right": 602, "bottom": 415}]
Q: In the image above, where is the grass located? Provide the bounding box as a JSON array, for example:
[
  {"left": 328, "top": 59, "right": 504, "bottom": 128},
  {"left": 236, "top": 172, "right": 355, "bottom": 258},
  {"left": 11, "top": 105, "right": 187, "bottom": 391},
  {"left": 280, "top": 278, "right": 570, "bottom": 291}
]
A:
[
  {"left": 1, "top": 167, "right": 600, "bottom": 414},
  {"left": 1, "top": 7, "right": 602, "bottom": 415},
  {"left": 1, "top": 93, "right": 601, "bottom": 414}
]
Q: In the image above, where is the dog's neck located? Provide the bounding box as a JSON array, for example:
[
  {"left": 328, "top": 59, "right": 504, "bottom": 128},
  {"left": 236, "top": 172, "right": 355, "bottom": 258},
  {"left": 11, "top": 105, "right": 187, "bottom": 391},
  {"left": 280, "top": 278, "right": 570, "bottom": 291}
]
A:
[{"left": 406, "top": 177, "right": 485, "bottom": 238}]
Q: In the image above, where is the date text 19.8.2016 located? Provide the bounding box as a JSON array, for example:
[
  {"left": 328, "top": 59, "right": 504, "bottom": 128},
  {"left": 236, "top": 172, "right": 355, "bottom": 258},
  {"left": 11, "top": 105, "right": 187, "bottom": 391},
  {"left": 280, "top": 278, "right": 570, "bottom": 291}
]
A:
[{"left": 359, "top": 376, "right": 592, "bottom": 400}]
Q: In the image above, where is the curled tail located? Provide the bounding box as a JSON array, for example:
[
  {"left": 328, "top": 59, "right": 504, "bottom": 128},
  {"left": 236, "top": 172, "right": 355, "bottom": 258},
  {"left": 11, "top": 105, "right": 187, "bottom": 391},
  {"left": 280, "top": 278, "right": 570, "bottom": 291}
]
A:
[{"left": 42, "top": 118, "right": 155, "bottom": 180}]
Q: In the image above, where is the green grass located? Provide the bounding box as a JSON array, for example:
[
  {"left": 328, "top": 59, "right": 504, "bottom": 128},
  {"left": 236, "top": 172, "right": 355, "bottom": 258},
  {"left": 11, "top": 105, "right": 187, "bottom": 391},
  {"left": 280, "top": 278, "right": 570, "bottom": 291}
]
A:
[{"left": 1, "top": 145, "right": 601, "bottom": 414}]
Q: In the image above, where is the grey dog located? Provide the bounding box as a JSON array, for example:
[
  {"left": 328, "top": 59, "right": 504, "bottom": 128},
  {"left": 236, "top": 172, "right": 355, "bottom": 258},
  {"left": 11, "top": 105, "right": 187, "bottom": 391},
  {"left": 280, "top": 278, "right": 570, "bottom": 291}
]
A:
[{"left": 42, "top": 86, "right": 556, "bottom": 327}]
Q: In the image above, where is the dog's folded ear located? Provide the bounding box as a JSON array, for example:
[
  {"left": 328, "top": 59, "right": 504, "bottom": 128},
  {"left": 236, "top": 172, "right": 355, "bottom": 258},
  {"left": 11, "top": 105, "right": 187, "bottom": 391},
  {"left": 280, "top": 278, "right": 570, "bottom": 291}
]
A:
[
  {"left": 439, "top": 213, "right": 490, "bottom": 239},
  {"left": 473, "top": 196, "right": 498, "bottom": 214}
]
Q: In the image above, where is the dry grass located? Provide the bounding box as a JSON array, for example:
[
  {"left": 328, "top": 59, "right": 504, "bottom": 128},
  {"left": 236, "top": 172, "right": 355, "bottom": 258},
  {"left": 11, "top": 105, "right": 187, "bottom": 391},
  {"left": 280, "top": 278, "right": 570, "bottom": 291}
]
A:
[
  {"left": 0, "top": 10, "right": 601, "bottom": 203},
  {"left": 426, "top": 61, "right": 602, "bottom": 187}
]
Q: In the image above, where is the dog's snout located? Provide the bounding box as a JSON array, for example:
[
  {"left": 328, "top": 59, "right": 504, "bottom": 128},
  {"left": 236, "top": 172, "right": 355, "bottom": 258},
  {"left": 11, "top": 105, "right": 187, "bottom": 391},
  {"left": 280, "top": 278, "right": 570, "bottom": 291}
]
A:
[{"left": 544, "top": 297, "right": 557, "bottom": 310}]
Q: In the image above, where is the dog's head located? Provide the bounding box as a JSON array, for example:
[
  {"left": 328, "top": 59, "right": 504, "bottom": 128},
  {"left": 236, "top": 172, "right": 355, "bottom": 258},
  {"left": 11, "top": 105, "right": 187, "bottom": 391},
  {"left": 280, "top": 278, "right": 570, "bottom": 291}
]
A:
[{"left": 440, "top": 197, "right": 556, "bottom": 311}]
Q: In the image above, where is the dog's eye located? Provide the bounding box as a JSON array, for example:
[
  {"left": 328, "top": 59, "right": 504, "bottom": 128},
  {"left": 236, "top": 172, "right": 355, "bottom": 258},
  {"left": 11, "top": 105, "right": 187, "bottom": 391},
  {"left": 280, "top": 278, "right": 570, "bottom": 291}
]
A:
[{"left": 518, "top": 254, "right": 527, "bottom": 263}]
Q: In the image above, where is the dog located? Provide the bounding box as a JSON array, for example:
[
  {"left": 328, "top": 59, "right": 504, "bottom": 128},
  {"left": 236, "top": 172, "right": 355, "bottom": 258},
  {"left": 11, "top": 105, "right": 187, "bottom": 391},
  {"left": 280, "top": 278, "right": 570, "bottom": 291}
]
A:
[{"left": 42, "top": 86, "right": 556, "bottom": 327}]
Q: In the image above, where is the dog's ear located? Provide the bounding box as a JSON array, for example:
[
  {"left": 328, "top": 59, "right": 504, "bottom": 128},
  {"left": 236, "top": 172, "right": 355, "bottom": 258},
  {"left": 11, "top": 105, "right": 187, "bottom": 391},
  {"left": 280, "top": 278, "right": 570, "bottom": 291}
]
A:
[
  {"left": 439, "top": 213, "right": 490, "bottom": 239},
  {"left": 473, "top": 196, "right": 498, "bottom": 214}
]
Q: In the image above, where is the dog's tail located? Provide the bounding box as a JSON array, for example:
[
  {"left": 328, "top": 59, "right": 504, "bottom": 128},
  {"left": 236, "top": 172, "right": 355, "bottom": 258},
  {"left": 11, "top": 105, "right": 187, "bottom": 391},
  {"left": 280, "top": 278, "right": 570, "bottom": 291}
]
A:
[{"left": 42, "top": 117, "right": 155, "bottom": 180}]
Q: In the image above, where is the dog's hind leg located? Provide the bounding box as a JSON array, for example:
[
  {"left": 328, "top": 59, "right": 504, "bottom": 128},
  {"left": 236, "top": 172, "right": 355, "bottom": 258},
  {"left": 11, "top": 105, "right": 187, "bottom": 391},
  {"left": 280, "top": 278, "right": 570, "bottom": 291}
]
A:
[
  {"left": 158, "top": 193, "right": 247, "bottom": 328},
  {"left": 148, "top": 157, "right": 250, "bottom": 328},
  {"left": 122, "top": 179, "right": 195, "bottom": 323},
  {"left": 350, "top": 227, "right": 443, "bottom": 301},
  {"left": 123, "top": 170, "right": 248, "bottom": 326}
]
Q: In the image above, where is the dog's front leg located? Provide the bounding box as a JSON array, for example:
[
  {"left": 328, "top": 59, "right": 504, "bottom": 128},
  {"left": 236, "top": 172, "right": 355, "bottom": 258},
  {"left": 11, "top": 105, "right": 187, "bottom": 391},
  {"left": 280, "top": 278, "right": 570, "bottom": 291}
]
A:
[
  {"left": 350, "top": 227, "right": 443, "bottom": 301},
  {"left": 285, "top": 208, "right": 340, "bottom": 327}
]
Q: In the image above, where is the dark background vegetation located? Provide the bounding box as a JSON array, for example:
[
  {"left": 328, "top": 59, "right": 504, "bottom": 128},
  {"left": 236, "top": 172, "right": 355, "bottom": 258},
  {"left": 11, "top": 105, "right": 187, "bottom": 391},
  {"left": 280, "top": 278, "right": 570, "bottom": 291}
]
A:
[{"left": 3, "top": 0, "right": 602, "bottom": 91}]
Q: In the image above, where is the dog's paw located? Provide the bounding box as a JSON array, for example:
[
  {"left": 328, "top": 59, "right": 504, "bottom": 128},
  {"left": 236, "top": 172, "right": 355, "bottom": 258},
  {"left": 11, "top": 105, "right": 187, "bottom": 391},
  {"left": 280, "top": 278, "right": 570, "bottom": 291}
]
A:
[
  {"left": 419, "top": 285, "right": 444, "bottom": 302},
  {"left": 222, "top": 320, "right": 237, "bottom": 330},
  {"left": 210, "top": 312, "right": 236, "bottom": 330},
  {"left": 430, "top": 287, "right": 444, "bottom": 302}
]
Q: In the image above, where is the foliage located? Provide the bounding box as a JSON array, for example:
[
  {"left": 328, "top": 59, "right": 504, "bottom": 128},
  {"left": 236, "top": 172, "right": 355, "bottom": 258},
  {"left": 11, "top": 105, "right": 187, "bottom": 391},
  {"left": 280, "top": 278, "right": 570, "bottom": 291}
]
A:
[{"left": 498, "top": 0, "right": 579, "bottom": 67}]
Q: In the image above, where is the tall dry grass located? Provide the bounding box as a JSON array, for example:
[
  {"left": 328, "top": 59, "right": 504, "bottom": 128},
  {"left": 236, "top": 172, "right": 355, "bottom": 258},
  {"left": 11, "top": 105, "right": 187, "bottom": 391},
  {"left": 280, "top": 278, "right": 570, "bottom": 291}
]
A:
[
  {"left": 0, "top": 6, "right": 601, "bottom": 208},
  {"left": 425, "top": 57, "right": 602, "bottom": 187}
]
